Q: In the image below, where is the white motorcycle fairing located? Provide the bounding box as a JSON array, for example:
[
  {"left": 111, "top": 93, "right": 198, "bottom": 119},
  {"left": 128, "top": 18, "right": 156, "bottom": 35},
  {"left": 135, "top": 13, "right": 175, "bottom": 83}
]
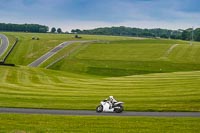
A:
[
  {"left": 96, "top": 100, "right": 124, "bottom": 113},
  {"left": 101, "top": 101, "right": 114, "bottom": 112}
]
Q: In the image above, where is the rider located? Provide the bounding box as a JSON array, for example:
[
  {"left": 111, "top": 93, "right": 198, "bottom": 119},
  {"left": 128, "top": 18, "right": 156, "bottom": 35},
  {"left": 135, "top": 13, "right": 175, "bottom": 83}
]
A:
[{"left": 106, "top": 96, "right": 117, "bottom": 109}]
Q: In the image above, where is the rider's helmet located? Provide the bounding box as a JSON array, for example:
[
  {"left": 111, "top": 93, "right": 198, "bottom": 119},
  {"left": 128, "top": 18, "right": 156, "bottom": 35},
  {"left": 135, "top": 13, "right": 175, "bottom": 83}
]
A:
[{"left": 109, "top": 96, "right": 114, "bottom": 101}]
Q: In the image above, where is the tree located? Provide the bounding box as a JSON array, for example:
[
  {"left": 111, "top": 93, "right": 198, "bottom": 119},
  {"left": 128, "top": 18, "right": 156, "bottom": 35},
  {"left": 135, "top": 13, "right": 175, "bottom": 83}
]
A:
[
  {"left": 194, "top": 28, "right": 200, "bottom": 41},
  {"left": 71, "top": 29, "right": 81, "bottom": 33},
  {"left": 181, "top": 30, "right": 190, "bottom": 40},
  {"left": 39, "top": 27, "right": 47, "bottom": 33},
  {"left": 57, "top": 28, "right": 62, "bottom": 33},
  {"left": 72, "top": 26, "right": 184, "bottom": 39},
  {"left": 51, "top": 27, "right": 56, "bottom": 33}
]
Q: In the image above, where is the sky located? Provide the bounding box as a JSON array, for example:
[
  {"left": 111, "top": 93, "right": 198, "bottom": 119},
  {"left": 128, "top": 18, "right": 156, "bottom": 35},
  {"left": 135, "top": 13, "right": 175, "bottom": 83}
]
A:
[{"left": 0, "top": 0, "right": 199, "bottom": 32}]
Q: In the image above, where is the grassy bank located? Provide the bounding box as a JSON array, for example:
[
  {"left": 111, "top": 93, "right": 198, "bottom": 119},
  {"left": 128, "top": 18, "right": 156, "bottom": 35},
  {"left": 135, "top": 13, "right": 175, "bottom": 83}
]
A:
[
  {"left": 0, "top": 32, "right": 200, "bottom": 132},
  {"left": 0, "top": 66, "right": 200, "bottom": 111},
  {"left": 0, "top": 114, "right": 199, "bottom": 133},
  {"left": 2, "top": 32, "right": 135, "bottom": 66},
  {"left": 49, "top": 39, "right": 200, "bottom": 76},
  {"left": 3, "top": 32, "right": 200, "bottom": 77}
]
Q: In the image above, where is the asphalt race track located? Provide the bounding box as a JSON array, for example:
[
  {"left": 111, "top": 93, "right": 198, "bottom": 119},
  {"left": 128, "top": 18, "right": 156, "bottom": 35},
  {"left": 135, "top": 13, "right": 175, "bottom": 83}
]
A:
[
  {"left": 28, "top": 40, "right": 93, "bottom": 67},
  {"left": 0, "top": 108, "right": 200, "bottom": 117},
  {"left": 0, "top": 34, "right": 9, "bottom": 57}
]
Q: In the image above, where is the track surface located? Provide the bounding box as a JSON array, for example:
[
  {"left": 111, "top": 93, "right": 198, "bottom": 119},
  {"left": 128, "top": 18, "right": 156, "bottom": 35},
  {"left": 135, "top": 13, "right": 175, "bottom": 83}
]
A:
[
  {"left": 0, "top": 34, "right": 9, "bottom": 57},
  {"left": 0, "top": 108, "right": 200, "bottom": 117},
  {"left": 28, "top": 40, "right": 93, "bottom": 67}
]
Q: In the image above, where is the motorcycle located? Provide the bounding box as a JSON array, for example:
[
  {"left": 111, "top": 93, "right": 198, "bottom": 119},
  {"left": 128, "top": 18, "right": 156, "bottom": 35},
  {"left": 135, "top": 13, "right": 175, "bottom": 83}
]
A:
[{"left": 96, "top": 100, "right": 124, "bottom": 113}]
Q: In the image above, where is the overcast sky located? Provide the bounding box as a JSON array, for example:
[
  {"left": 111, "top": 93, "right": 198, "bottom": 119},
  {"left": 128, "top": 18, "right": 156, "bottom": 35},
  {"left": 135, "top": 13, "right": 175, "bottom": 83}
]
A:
[{"left": 0, "top": 0, "right": 199, "bottom": 32}]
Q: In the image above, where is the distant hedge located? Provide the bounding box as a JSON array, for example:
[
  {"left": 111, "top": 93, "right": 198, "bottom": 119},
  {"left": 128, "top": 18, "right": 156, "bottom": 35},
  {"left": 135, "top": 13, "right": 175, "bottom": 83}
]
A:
[
  {"left": 72, "top": 26, "right": 200, "bottom": 41},
  {"left": 0, "top": 23, "right": 49, "bottom": 33}
]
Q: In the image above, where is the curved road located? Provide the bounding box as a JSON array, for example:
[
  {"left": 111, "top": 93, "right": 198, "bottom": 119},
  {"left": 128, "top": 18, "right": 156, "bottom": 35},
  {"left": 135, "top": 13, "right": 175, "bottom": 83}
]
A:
[
  {"left": 0, "top": 34, "right": 9, "bottom": 57},
  {"left": 28, "top": 40, "right": 94, "bottom": 67},
  {"left": 0, "top": 108, "right": 200, "bottom": 117}
]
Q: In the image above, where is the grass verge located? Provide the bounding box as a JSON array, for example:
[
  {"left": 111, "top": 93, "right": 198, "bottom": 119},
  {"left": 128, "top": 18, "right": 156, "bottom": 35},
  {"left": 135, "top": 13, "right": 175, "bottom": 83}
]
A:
[{"left": 0, "top": 114, "right": 200, "bottom": 133}]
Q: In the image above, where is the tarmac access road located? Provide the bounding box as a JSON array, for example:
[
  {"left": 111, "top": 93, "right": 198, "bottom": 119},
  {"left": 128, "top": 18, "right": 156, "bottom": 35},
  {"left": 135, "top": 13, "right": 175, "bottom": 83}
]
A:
[
  {"left": 0, "top": 34, "right": 9, "bottom": 57},
  {"left": 0, "top": 108, "right": 200, "bottom": 117},
  {"left": 28, "top": 40, "right": 94, "bottom": 67}
]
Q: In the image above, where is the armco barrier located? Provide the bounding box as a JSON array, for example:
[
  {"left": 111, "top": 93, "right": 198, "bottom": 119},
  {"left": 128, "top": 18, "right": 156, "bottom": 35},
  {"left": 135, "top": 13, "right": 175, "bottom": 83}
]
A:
[
  {"left": 0, "top": 62, "right": 15, "bottom": 66},
  {"left": 2, "top": 38, "right": 18, "bottom": 63}
]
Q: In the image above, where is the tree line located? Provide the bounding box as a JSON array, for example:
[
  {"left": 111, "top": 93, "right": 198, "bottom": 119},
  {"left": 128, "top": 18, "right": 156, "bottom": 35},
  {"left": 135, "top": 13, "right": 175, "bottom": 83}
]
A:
[
  {"left": 1, "top": 23, "right": 199, "bottom": 41},
  {"left": 71, "top": 26, "right": 200, "bottom": 41},
  {"left": 0, "top": 23, "right": 49, "bottom": 33}
]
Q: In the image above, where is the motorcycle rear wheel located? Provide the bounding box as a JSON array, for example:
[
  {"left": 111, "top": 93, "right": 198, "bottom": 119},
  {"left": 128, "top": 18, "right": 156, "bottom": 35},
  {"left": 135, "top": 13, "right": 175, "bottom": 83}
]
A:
[{"left": 115, "top": 106, "right": 123, "bottom": 113}]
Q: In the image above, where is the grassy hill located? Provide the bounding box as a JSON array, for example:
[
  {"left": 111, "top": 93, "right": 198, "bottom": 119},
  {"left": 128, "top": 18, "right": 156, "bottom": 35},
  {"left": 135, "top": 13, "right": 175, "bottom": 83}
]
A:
[
  {"left": 0, "top": 32, "right": 200, "bottom": 112},
  {"left": 0, "top": 65, "right": 200, "bottom": 111},
  {"left": 3, "top": 32, "right": 135, "bottom": 65},
  {"left": 3, "top": 32, "right": 200, "bottom": 77},
  {"left": 49, "top": 39, "right": 200, "bottom": 76},
  {"left": 1, "top": 32, "right": 200, "bottom": 132}
]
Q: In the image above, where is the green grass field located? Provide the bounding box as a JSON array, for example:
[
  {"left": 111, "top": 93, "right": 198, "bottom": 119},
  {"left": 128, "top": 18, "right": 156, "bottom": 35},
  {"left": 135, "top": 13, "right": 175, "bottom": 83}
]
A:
[
  {"left": 0, "top": 32, "right": 200, "bottom": 132},
  {"left": 1, "top": 32, "right": 200, "bottom": 111},
  {"left": 0, "top": 66, "right": 200, "bottom": 111},
  {"left": 0, "top": 114, "right": 200, "bottom": 133},
  {"left": 3, "top": 32, "right": 135, "bottom": 65},
  {"left": 3, "top": 32, "right": 200, "bottom": 77},
  {"left": 49, "top": 39, "right": 200, "bottom": 76}
]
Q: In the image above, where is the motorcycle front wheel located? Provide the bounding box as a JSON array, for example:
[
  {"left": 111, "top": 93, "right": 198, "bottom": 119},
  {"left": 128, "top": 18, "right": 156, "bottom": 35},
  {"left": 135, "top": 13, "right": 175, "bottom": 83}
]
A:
[{"left": 96, "top": 105, "right": 103, "bottom": 113}]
